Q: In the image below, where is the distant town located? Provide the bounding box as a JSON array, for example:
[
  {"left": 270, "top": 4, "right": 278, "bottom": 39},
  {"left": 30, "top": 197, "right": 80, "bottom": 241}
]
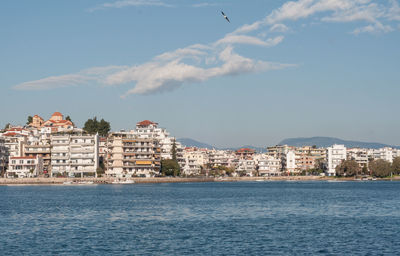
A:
[{"left": 0, "top": 112, "right": 399, "bottom": 180}]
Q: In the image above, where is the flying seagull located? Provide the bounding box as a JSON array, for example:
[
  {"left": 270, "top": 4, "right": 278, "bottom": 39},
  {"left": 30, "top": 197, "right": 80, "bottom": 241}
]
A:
[{"left": 221, "top": 11, "right": 230, "bottom": 23}]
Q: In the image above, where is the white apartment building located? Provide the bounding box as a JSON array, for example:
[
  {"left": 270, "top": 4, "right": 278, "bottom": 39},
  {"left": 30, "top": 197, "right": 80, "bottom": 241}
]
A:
[
  {"left": 236, "top": 159, "right": 256, "bottom": 175},
  {"left": 135, "top": 120, "right": 184, "bottom": 165},
  {"left": 181, "top": 148, "right": 208, "bottom": 175},
  {"left": 51, "top": 134, "right": 99, "bottom": 177},
  {"left": 7, "top": 155, "right": 43, "bottom": 178},
  {"left": 347, "top": 148, "right": 368, "bottom": 168},
  {"left": 326, "top": 144, "right": 347, "bottom": 176},
  {"left": 285, "top": 150, "right": 297, "bottom": 173},
  {"left": 2, "top": 134, "right": 27, "bottom": 157},
  {"left": 255, "top": 154, "right": 282, "bottom": 176},
  {"left": 368, "top": 147, "right": 394, "bottom": 163}
]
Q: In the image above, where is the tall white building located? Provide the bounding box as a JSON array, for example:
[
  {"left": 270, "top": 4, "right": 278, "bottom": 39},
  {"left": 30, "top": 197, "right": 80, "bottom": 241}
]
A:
[
  {"left": 285, "top": 150, "right": 297, "bottom": 173},
  {"left": 50, "top": 134, "right": 99, "bottom": 177},
  {"left": 326, "top": 144, "right": 347, "bottom": 176}
]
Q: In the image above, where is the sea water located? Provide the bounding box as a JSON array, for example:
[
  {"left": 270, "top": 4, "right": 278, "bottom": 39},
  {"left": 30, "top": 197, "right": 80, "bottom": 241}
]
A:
[{"left": 1, "top": 181, "right": 400, "bottom": 255}]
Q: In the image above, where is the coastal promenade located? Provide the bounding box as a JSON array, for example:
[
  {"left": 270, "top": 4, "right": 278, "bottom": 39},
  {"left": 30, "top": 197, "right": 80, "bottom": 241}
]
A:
[{"left": 0, "top": 175, "right": 373, "bottom": 185}]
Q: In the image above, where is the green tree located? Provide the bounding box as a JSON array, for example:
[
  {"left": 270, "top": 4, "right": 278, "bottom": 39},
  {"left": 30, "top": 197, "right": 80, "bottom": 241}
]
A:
[
  {"left": 369, "top": 159, "right": 392, "bottom": 178},
  {"left": 335, "top": 160, "right": 360, "bottom": 177},
  {"left": 171, "top": 138, "right": 177, "bottom": 161},
  {"left": 4, "top": 123, "right": 11, "bottom": 130},
  {"left": 98, "top": 119, "right": 111, "bottom": 137},
  {"left": 27, "top": 116, "right": 33, "bottom": 125},
  {"left": 65, "top": 115, "right": 74, "bottom": 126},
  {"left": 83, "top": 117, "right": 111, "bottom": 136},
  {"left": 392, "top": 157, "right": 400, "bottom": 175},
  {"left": 161, "top": 159, "right": 180, "bottom": 176}
]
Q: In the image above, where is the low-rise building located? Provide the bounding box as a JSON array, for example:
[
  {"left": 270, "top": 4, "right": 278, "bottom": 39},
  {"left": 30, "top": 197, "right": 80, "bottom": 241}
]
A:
[
  {"left": 7, "top": 155, "right": 43, "bottom": 178},
  {"left": 0, "top": 137, "right": 7, "bottom": 175},
  {"left": 255, "top": 154, "right": 282, "bottom": 176}
]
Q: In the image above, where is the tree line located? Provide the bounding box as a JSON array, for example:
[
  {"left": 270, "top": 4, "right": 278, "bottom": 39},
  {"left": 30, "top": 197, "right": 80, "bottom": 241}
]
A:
[{"left": 336, "top": 157, "right": 400, "bottom": 178}]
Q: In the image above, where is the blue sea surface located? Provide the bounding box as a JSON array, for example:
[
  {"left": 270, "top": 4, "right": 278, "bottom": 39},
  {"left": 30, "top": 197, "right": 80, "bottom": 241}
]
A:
[{"left": 1, "top": 181, "right": 400, "bottom": 255}]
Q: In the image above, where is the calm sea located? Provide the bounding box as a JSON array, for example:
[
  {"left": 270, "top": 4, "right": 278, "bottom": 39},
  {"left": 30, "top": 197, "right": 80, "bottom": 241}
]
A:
[{"left": 1, "top": 181, "right": 400, "bottom": 255}]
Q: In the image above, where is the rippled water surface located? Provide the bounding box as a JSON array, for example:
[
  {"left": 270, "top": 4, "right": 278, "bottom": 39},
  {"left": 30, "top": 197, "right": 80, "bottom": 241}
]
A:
[{"left": 1, "top": 181, "right": 400, "bottom": 255}]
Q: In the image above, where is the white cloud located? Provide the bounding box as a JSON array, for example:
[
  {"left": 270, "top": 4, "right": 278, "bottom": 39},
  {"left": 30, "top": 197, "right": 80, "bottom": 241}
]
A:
[
  {"left": 215, "top": 35, "right": 284, "bottom": 47},
  {"left": 352, "top": 22, "right": 394, "bottom": 34},
  {"left": 104, "top": 46, "right": 293, "bottom": 97},
  {"left": 88, "top": 0, "right": 172, "bottom": 12},
  {"left": 192, "top": 3, "right": 218, "bottom": 8},
  {"left": 13, "top": 66, "right": 127, "bottom": 90},
  {"left": 269, "top": 23, "right": 289, "bottom": 32},
  {"left": 15, "top": 0, "right": 399, "bottom": 97}
]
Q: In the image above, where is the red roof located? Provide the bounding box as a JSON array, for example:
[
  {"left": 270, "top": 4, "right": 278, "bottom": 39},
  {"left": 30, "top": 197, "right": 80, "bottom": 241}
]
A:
[
  {"left": 11, "top": 156, "right": 36, "bottom": 159},
  {"left": 236, "top": 148, "right": 255, "bottom": 153},
  {"left": 52, "top": 112, "right": 63, "bottom": 116},
  {"left": 3, "top": 132, "right": 27, "bottom": 137},
  {"left": 137, "top": 120, "right": 157, "bottom": 126}
]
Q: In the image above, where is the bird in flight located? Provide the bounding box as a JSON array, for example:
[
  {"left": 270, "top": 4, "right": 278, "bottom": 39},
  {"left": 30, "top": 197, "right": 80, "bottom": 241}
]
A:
[{"left": 221, "top": 11, "right": 230, "bottom": 23}]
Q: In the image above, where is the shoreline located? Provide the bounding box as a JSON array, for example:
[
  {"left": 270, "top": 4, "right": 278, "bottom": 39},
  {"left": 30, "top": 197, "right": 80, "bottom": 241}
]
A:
[{"left": 1, "top": 176, "right": 398, "bottom": 185}]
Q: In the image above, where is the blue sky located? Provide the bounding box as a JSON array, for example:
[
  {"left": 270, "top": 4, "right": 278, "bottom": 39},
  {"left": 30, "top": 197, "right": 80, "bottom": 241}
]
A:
[{"left": 1, "top": 0, "right": 399, "bottom": 147}]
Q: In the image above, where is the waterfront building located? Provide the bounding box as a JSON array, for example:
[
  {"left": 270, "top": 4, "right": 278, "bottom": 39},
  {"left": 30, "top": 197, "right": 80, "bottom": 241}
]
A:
[
  {"left": 106, "top": 131, "right": 161, "bottom": 178},
  {"left": 135, "top": 120, "right": 184, "bottom": 165},
  {"left": 347, "top": 148, "right": 369, "bottom": 168},
  {"left": 50, "top": 134, "right": 99, "bottom": 177},
  {"left": 326, "top": 144, "right": 347, "bottom": 176},
  {"left": 255, "top": 154, "right": 282, "bottom": 176},
  {"left": 295, "top": 154, "right": 317, "bottom": 172},
  {"left": 368, "top": 147, "right": 394, "bottom": 163},
  {"left": 6, "top": 155, "right": 43, "bottom": 178},
  {"left": 266, "top": 145, "right": 295, "bottom": 158},
  {"left": 24, "top": 142, "right": 51, "bottom": 175},
  {"left": 284, "top": 150, "right": 297, "bottom": 173},
  {"left": 181, "top": 148, "right": 208, "bottom": 175},
  {"left": 236, "top": 159, "right": 256, "bottom": 175},
  {"left": 235, "top": 148, "right": 255, "bottom": 160}
]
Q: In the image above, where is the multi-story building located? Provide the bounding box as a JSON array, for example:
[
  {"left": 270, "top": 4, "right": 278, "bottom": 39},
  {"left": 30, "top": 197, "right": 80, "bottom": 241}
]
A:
[
  {"left": 296, "top": 155, "right": 316, "bottom": 171},
  {"left": 368, "top": 147, "right": 394, "bottom": 163},
  {"left": 347, "top": 148, "right": 368, "bottom": 168},
  {"left": 50, "top": 134, "right": 99, "bottom": 177},
  {"left": 3, "top": 134, "right": 27, "bottom": 157},
  {"left": 235, "top": 148, "right": 255, "bottom": 160},
  {"left": 7, "top": 155, "right": 43, "bottom": 178},
  {"left": 326, "top": 144, "right": 347, "bottom": 176},
  {"left": 181, "top": 148, "right": 208, "bottom": 175},
  {"left": 236, "top": 159, "right": 256, "bottom": 175},
  {"left": 24, "top": 143, "right": 51, "bottom": 175},
  {"left": 135, "top": 120, "right": 184, "bottom": 165},
  {"left": 106, "top": 131, "right": 161, "bottom": 178},
  {"left": 0, "top": 137, "right": 7, "bottom": 175},
  {"left": 255, "top": 154, "right": 282, "bottom": 176},
  {"left": 284, "top": 150, "right": 297, "bottom": 173}
]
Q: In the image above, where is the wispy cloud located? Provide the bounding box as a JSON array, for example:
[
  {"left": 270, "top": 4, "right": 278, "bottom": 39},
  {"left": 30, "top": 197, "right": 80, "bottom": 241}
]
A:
[
  {"left": 14, "top": 66, "right": 127, "bottom": 90},
  {"left": 233, "top": 0, "right": 400, "bottom": 35},
  {"left": 88, "top": 0, "right": 172, "bottom": 12},
  {"left": 15, "top": 0, "right": 400, "bottom": 97},
  {"left": 192, "top": 3, "right": 218, "bottom": 8}
]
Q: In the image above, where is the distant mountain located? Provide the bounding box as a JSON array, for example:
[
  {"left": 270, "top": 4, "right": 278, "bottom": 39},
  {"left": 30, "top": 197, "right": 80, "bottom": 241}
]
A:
[
  {"left": 222, "top": 145, "right": 267, "bottom": 153},
  {"left": 177, "top": 138, "right": 215, "bottom": 149},
  {"left": 279, "top": 137, "right": 399, "bottom": 149},
  {"left": 177, "top": 138, "right": 266, "bottom": 152}
]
